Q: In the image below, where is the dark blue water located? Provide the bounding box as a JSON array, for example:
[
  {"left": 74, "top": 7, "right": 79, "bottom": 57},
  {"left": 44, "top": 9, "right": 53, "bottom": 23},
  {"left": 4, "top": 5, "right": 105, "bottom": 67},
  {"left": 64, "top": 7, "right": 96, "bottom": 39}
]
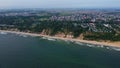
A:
[{"left": 0, "top": 33, "right": 120, "bottom": 68}]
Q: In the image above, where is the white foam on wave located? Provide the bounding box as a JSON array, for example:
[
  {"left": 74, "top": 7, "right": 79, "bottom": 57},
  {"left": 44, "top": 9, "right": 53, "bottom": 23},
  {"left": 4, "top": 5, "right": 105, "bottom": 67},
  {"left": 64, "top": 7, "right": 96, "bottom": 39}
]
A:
[
  {"left": 42, "top": 37, "right": 56, "bottom": 41},
  {"left": 42, "top": 37, "right": 48, "bottom": 39},
  {"left": 47, "top": 38, "right": 56, "bottom": 41},
  {"left": 106, "top": 47, "right": 110, "bottom": 49},
  {"left": 112, "top": 48, "right": 120, "bottom": 51},
  {"left": 96, "top": 45, "right": 104, "bottom": 48},
  {"left": 0, "top": 32, "right": 7, "bottom": 35},
  {"left": 74, "top": 41, "right": 120, "bottom": 52},
  {"left": 18, "top": 34, "right": 28, "bottom": 37},
  {"left": 22, "top": 35, "right": 28, "bottom": 37},
  {"left": 75, "top": 42, "right": 84, "bottom": 45},
  {"left": 86, "top": 44, "right": 95, "bottom": 47},
  {"left": 64, "top": 40, "right": 71, "bottom": 44}
]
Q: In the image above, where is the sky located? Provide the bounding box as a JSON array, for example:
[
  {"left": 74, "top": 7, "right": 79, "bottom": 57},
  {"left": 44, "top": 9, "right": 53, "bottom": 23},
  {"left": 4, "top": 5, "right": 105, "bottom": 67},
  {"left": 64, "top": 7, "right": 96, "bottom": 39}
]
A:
[{"left": 0, "top": 0, "right": 120, "bottom": 9}]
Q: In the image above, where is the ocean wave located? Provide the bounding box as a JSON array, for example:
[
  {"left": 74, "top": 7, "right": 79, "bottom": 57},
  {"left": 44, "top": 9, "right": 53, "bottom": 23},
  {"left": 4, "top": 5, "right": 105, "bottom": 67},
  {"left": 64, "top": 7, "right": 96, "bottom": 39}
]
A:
[
  {"left": 47, "top": 38, "right": 56, "bottom": 41},
  {"left": 0, "top": 32, "right": 7, "bottom": 35},
  {"left": 111, "top": 47, "right": 120, "bottom": 51},
  {"left": 86, "top": 44, "right": 95, "bottom": 47},
  {"left": 96, "top": 45, "right": 104, "bottom": 48},
  {"left": 42, "top": 37, "right": 56, "bottom": 41},
  {"left": 75, "top": 42, "right": 84, "bottom": 45},
  {"left": 18, "top": 34, "right": 28, "bottom": 37},
  {"left": 64, "top": 40, "right": 71, "bottom": 44},
  {"left": 42, "top": 37, "right": 48, "bottom": 39},
  {"left": 74, "top": 41, "right": 120, "bottom": 51}
]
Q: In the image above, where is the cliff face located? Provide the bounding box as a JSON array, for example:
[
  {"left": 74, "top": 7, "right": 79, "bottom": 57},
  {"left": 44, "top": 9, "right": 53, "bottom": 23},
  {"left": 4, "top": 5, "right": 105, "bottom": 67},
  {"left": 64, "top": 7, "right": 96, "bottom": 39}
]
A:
[
  {"left": 41, "top": 29, "right": 74, "bottom": 38},
  {"left": 40, "top": 28, "right": 120, "bottom": 41}
]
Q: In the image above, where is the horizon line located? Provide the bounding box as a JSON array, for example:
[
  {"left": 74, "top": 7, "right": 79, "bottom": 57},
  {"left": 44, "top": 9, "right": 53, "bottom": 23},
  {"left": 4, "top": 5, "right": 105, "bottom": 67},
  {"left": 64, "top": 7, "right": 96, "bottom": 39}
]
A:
[{"left": 0, "top": 7, "right": 120, "bottom": 10}]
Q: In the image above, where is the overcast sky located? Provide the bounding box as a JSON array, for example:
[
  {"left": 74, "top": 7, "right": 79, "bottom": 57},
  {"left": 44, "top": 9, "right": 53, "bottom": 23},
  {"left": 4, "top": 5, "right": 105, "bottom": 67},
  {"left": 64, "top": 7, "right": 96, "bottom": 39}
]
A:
[{"left": 0, "top": 0, "right": 120, "bottom": 9}]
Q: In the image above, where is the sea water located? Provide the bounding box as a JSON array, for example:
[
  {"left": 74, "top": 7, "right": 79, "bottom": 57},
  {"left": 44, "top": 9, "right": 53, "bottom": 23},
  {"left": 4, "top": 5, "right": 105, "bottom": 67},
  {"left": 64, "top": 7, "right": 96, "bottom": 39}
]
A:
[{"left": 0, "top": 33, "right": 120, "bottom": 68}]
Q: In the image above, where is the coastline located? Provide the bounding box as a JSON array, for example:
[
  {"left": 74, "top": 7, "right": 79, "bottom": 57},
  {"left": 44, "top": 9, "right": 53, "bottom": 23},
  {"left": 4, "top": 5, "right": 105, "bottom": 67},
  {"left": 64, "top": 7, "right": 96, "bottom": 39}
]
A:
[{"left": 0, "top": 30, "right": 120, "bottom": 48}]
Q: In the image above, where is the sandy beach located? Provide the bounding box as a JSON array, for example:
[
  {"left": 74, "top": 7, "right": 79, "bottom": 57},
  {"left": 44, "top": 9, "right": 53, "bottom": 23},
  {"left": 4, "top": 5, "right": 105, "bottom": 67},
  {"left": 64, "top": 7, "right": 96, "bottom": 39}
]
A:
[{"left": 0, "top": 30, "right": 120, "bottom": 48}]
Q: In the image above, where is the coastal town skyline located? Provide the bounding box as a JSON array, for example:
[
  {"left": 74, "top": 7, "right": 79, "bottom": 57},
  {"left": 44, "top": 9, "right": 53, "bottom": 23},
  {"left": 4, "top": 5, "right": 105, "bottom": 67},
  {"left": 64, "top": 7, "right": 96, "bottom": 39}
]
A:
[{"left": 0, "top": 0, "right": 120, "bottom": 9}]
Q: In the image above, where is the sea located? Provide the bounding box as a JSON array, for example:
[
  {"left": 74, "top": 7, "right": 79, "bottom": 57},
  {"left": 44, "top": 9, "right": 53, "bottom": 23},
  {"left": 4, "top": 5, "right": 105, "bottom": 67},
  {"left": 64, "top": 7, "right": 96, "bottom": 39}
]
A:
[{"left": 0, "top": 32, "right": 120, "bottom": 68}]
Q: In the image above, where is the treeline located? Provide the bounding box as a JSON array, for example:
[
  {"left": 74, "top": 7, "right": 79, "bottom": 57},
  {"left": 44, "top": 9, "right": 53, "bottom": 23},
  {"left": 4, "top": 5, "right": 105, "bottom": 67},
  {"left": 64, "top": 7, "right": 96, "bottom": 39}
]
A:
[
  {"left": 0, "top": 16, "right": 120, "bottom": 41},
  {"left": 83, "top": 32, "right": 120, "bottom": 41}
]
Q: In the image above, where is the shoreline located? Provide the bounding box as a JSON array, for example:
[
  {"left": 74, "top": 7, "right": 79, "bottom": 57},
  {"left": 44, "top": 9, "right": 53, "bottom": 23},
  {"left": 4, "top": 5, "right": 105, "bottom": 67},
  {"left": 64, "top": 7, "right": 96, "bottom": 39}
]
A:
[{"left": 0, "top": 30, "right": 120, "bottom": 48}]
